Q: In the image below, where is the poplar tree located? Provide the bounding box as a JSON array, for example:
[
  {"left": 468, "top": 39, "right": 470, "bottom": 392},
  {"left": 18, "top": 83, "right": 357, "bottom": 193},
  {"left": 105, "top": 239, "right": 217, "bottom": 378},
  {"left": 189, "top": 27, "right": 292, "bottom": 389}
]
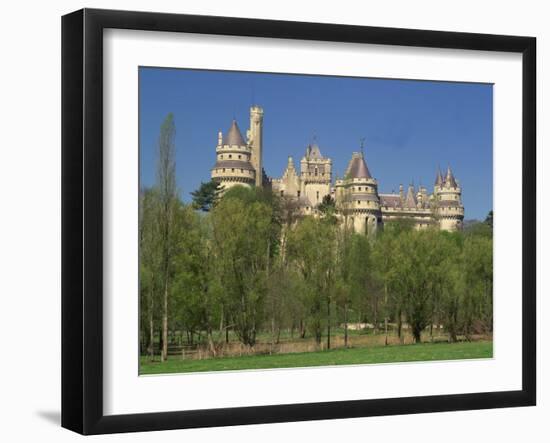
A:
[{"left": 156, "top": 113, "right": 178, "bottom": 361}]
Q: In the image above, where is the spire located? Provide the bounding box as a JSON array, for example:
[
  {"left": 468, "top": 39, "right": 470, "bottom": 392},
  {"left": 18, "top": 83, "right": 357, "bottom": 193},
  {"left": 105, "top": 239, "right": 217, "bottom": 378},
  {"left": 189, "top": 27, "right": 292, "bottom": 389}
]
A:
[
  {"left": 346, "top": 152, "right": 372, "bottom": 179},
  {"left": 287, "top": 156, "right": 295, "bottom": 170},
  {"left": 223, "top": 119, "right": 246, "bottom": 146},
  {"left": 435, "top": 167, "right": 443, "bottom": 186},
  {"left": 404, "top": 184, "right": 417, "bottom": 208},
  {"left": 306, "top": 137, "right": 323, "bottom": 160},
  {"left": 445, "top": 165, "right": 457, "bottom": 188}
]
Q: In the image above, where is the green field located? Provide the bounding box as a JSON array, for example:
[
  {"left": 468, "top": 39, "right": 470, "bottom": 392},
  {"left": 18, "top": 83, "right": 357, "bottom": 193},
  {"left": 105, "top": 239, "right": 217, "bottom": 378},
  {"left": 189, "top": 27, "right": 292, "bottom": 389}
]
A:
[{"left": 140, "top": 340, "right": 492, "bottom": 375}]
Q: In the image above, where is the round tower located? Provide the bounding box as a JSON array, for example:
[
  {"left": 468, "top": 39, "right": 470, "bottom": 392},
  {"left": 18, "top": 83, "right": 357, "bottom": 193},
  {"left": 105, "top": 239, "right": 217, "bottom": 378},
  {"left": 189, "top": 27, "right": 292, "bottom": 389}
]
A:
[
  {"left": 211, "top": 119, "right": 255, "bottom": 190},
  {"left": 434, "top": 166, "right": 464, "bottom": 231},
  {"left": 249, "top": 106, "right": 264, "bottom": 187},
  {"left": 335, "top": 150, "right": 381, "bottom": 235}
]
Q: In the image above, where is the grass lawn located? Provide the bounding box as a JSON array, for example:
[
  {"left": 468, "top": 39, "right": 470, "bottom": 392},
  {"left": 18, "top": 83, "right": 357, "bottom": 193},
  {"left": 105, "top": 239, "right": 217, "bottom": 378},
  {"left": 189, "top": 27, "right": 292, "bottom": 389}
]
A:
[{"left": 140, "top": 340, "right": 492, "bottom": 375}]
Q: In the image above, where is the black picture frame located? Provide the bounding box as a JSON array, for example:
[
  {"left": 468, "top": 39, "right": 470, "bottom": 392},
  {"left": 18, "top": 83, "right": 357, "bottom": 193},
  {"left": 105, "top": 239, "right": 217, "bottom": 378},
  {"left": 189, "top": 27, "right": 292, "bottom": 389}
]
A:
[{"left": 61, "top": 8, "right": 536, "bottom": 435}]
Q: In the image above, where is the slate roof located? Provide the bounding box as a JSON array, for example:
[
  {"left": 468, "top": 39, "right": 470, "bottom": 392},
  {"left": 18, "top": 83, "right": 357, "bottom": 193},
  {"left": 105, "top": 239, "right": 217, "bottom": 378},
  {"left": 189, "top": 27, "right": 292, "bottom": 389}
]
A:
[
  {"left": 380, "top": 194, "right": 402, "bottom": 207},
  {"left": 438, "top": 200, "right": 461, "bottom": 207},
  {"left": 435, "top": 168, "right": 444, "bottom": 186},
  {"left": 445, "top": 166, "right": 458, "bottom": 188},
  {"left": 404, "top": 186, "right": 417, "bottom": 208},
  {"left": 223, "top": 120, "right": 247, "bottom": 146},
  {"left": 306, "top": 143, "right": 323, "bottom": 160},
  {"left": 346, "top": 153, "right": 372, "bottom": 179},
  {"left": 212, "top": 160, "right": 255, "bottom": 171}
]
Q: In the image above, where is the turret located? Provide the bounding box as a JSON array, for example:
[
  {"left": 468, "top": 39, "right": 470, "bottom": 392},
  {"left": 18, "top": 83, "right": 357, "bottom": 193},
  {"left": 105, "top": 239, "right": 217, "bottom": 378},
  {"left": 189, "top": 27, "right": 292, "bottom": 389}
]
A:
[
  {"left": 335, "top": 149, "right": 381, "bottom": 235},
  {"left": 211, "top": 119, "right": 255, "bottom": 190},
  {"left": 434, "top": 165, "right": 464, "bottom": 231},
  {"left": 249, "top": 106, "right": 264, "bottom": 186}
]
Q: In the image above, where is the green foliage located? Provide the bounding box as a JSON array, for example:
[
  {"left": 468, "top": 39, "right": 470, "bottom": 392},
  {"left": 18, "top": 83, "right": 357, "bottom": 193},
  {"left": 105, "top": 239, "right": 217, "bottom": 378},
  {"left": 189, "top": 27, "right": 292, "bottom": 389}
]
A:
[
  {"left": 211, "top": 193, "right": 275, "bottom": 346},
  {"left": 287, "top": 216, "right": 337, "bottom": 345},
  {"left": 190, "top": 180, "right": 224, "bottom": 212},
  {"left": 484, "top": 210, "right": 493, "bottom": 229},
  {"left": 317, "top": 194, "right": 337, "bottom": 223},
  {"left": 140, "top": 173, "right": 493, "bottom": 360}
]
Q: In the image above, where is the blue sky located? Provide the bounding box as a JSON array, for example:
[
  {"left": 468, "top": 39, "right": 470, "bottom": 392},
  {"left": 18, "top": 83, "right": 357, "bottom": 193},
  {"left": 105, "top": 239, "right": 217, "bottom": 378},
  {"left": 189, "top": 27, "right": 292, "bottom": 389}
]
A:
[{"left": 139, "top": 67, "right": 493, "bottom": 220}]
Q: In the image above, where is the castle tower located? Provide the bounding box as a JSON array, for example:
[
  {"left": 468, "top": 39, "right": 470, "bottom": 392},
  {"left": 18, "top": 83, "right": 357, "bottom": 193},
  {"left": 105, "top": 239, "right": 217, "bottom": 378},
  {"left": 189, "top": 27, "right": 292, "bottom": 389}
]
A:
[
  {"left": 299, "top": 141, "right": 332, "bottom": 206},
  {"left": 248, "top": 106, "right": 264, "bottom": 187},
  {"left": 335, "top": 150, "right": 381, "bottom": 235},
  {"left": 434, "top": 166, "right": 464, "bottom": 231},
  {"left": 211, "top": 119, "right": 255, "bottom": 191}
]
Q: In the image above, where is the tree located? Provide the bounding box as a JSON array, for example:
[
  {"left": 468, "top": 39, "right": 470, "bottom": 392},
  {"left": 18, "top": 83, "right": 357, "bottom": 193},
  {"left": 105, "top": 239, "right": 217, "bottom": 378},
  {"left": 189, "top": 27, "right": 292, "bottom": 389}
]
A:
[
  {"left": 191, "top": 180, "right": 224, "bottom": 212},
  {"left": 139, "top": 187, "right": 161, "bottom": 360},
  {"left": 172, "top": 207, "right": 223, "bottom": 355},
  {"left": 484, "top": 210, "right": 493, "bottom": 230},
  {"left": 287, "top": 216, "right": 337, "bottom": 347},
  {"left": 155, "top": 113, "right": 179, "bottom": 362},
  {"left": 317, "top": 194, "right": 337, "bottom": 224},
  {"left": 211, "top": 190, "right": 275, "bottom": 347}
]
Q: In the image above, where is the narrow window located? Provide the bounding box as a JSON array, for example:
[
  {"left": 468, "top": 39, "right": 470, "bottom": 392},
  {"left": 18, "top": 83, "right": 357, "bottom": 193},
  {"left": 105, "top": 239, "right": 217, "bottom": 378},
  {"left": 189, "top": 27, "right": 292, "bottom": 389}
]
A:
[
  {"left": 297, "top": 190, "right": 301, "bottom": 197},
  {"left": 280, "top": 190, "right": 284, "bottom": 196}
]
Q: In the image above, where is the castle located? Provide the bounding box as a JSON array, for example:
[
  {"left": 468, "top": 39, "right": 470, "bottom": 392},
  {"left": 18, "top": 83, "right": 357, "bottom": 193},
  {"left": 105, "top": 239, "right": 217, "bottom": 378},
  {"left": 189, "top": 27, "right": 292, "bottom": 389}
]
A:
[{"left": 211, "top": 106, "right": 464, "bottom": 233}]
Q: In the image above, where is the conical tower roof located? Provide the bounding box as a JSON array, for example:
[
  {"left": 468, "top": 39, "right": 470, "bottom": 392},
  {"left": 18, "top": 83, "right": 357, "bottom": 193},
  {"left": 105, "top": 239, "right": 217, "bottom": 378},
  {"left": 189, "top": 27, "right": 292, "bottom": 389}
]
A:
[
  {"left": 435, "top": 168, "right": 443, "bottom": 186},
  {"left": 346, "top": 152, "right": 372, "bottom": 179},
  {"left": 223, "top": 119, "right": 246, "bottom": 146},
  {"left": 445, "top": 166, "right": 457, "bottom": 188},
  {"left": 404, "top": 185, "right": 417, "bottom": 208}
]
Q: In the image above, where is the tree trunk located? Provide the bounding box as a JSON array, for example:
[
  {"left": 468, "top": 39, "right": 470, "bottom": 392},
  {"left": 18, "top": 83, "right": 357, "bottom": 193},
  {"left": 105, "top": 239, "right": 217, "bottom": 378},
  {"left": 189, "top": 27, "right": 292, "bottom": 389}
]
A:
[
  {"left": 327, "top": 297, "right": 331, "bottom": 350},
  {"left": 373, "top": 295, "right": 378, "bottom": 335},
  {"left": 148, "top": 288, "right": 154, "bottom": 361},
  {"left": 207, "top": 326, "right": 217, "bottom": 356},
  {"left": 397, "top": 309, "right": 403, "bottom": 344},
  {"left": 384, "top": 284, "right": 388, "bottom": 346},
  {"left": 161, "top": 280, "right": 169, "bottom": 362},
  {"left": 270, "top": 316, "right": 275, "bottom": 354},
  {"left": 300, "top": 319, "right": 306, "bottom": 339},
  {"left": 344, "top": 302, "right": 349, "bottom": 348}
]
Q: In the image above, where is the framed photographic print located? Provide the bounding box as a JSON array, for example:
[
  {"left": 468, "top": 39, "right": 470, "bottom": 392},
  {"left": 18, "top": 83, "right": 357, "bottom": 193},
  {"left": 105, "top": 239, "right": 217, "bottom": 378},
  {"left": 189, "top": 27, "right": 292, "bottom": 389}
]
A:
[{"left": 61, "top": 8, "right": 536, "bottom": 435}]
